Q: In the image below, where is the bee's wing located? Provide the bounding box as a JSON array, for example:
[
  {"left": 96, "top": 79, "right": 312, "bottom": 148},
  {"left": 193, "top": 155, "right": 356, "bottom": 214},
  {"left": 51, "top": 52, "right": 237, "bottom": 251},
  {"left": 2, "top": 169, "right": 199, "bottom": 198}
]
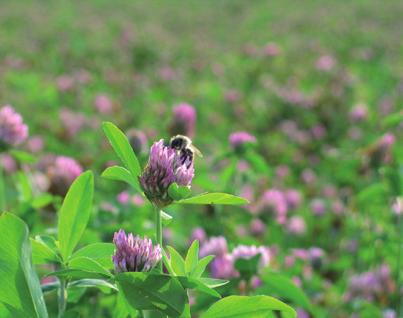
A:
[{"left": 190, "top": 145, "right": 203, "bottom": 158}]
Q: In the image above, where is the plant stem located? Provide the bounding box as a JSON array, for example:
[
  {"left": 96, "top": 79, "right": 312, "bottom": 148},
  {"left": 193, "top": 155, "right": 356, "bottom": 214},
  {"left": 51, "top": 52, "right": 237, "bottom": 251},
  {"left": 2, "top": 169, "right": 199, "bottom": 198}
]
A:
[
  {"left": 397, "top": 210, "right": 402, "bottom": 316},
  {"left": 155, "top": 206, "right": 162, "bottom": 272},
  {"left": 58, "top": 278, "right": 67, "bottom": 318},
  {"left": 0, "top": 165, "right": 5, "bottom": 211}
]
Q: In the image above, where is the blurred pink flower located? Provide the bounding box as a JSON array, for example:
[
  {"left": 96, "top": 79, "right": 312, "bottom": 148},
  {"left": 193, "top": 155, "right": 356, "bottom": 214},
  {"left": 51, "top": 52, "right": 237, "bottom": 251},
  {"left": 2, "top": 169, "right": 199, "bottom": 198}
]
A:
[
  {"left": 224, "top": 89, "right": 241, "bottom": 103},
  {"left": 56, "top": 75, "right": 75, "bottom": 92},
  {"left": 169, "top": 103, "right": 197, "bottom": 137},
  {"left": 232, "top": 245, "right": 270, "bottom": 271},
  {"left": 26, "top": 136, "right": 44, "bottom": 153},
  {"left": 237, "top": 160, "right": 250, "bottom": 172},
  {"left": 250, "top": 218, "right": 265, "bottom": 236},
  {"left": 301, "top": 169, "right": 317, "bottom": 185},
  {"left": 94, "top": 94, "right": 114, "bottom": 114},
  {"left": 0, "top": 154, "right": 17, "bottom": 173},
  {"left": 131, "top": 194, "right": 145, "bottom": 206},
  {"left": 331, "top": 200, "right": 344, "bottom": 215},
  {"left": 229, "top": 131, "right": 256, "bottom": 151},
  {"left": 285, "top": 189, "right": 302, "bottom": 209},
  {"left": 286, "top": 216, "right": 306, "bottom": 235},
  {"left": 0, "top": 105, "right": 29, "bottom": 147},
  {"left": 311, "top": 199, "right": 326, "bottom": 216},
  {"left": 259, "top": 189, "right": 288, "bottom": 224},
  {"left": 117, "top": 191, "right": 130, "bottom": 205},
  {"left": 190, "top": 227, "right": 206, "bottom": 243},
  {"left": 315, "top": 54, "right": 335, "bottom": 71},
  {"left": 262, "top": 42, "right": 280, "bottom": 57},
  {"left": 47, "top": 155, "right": 83, "bottom": 196},
  {"left": 59, "top": 108, "right": 87, "bottom": 138},
  {"left": 350, "top": 103, "right": 368, "bottom": 121},
  {"left": 275, "top": 165, "right": 290, "bottom": 179},
  {"left": 159, "top": 66, "right": 177, "bottom": 80},
  {"left": 392, "top": 198, "right": 402, "bottom": 215},
  {"left": 311, "top": 124, "right": 326, "bottom": 139}
]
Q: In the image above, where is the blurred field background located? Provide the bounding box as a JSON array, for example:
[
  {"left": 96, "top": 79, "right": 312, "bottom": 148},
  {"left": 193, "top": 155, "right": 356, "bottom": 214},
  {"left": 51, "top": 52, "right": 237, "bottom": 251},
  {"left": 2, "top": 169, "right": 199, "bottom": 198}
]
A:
[{"left": 0, "top": 1, "right": 402, "bottom": 317}]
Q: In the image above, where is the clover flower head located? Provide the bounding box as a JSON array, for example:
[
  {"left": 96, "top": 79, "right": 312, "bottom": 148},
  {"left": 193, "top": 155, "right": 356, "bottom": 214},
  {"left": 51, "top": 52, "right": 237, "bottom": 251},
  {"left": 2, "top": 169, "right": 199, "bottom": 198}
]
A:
[
  {"left": 112, "top": 229, "right": 162, "bottom": 273},
  {"left": 228, "top": 131, "right": 256, "bottom": 152},
  {"left": 210, "top": 254, "right": 237, "bottom": 279},
  {"left": 139, "top": 139, "right": 194, "bottom": 207},
  {"left": 199, "top": 236, "right": 228, "bottom": 258},
  {"left": 169, "top": 103, "right": 196, "bottom": 137},
  {"left": 0, "top": 105, "right": 28, "bottom": 149},
  {"left": 47, "top": 156, "right": 83, "bottom": 196},
  {"left": 231, "top": 245, "right": 270, "bottom": 270}
]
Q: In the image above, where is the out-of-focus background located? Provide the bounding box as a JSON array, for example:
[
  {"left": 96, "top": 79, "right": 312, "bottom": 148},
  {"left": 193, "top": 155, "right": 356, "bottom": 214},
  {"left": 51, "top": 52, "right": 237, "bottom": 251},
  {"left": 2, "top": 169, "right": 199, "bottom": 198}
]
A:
[{"left": 0, "top": 1, "right": 402, "bottom": 317}]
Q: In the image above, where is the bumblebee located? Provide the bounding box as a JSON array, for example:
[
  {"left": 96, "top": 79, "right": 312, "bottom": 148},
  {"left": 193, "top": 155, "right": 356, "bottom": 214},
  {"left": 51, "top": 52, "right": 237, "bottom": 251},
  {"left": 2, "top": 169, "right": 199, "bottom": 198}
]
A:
[{"left": 169, "top": 135, "right": 202, "bottom": 167}]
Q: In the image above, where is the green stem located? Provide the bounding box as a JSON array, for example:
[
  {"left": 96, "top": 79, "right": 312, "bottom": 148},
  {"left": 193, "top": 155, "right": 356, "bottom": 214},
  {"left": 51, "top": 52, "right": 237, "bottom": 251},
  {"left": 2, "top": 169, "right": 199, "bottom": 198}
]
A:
[
  {"left": 397, "top": 210, "right": 402, "bottom": 316},
  {"left": 155, "top": 206, "right": 162, "bottom": 272},
  {"left": 0, "top": 165, "right": 5, "bottom": 211},
  {"left": 58, "top": 278, "right": 67, "bottom": 318}
]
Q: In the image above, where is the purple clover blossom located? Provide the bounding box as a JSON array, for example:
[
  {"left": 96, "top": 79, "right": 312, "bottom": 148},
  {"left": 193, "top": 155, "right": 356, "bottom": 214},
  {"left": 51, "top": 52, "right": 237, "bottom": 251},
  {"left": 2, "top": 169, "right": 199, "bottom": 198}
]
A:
[
  {"left": 112, "top": 229, "right": 162, "bottom": 273},
  {"left": 311, "top": 199, "right": 326, "bottom": 216},
  {"left": 285, "top": 189, "right": 302, "bottom": 209},
  {"left": 210, "top": 254, "right": 237, "bottom": 279},
  {"left": 231, "top": 245, "right": 270, "bottom": 270},
  {"left": 190, "top": 227, "right": 207, "bottom": 244},
  {"left": 169, "top": 103, "right": 196, "bottom": 137},
  {"left": 258, "top": 189, "right": 288, "bottom": 224},
  {"left": 140, "top": 139, "right": 194, "bottom": 207},
  {"left": 349, "top": 103, "right": 368, "bottom": 122},
  {"left": 286, "top": 216, "right": 306, "bottom": 235},
  {"left": 0, "top": 105, "right": 28, "bottom": 149},
  {"left": 199, "top": 236, "right": 228, "bottom": 258},
  {"left": 94, "top": 94, "right": 114, "bottom": 114},
  {"left": 249, "top": 218, "right": 266, "bottom": 236},
  {"left": 48, "top": 156, "right": 83, "bottom": 196},
  {"left": 229, "top": 131, "right": 256, "bottom": 152}
]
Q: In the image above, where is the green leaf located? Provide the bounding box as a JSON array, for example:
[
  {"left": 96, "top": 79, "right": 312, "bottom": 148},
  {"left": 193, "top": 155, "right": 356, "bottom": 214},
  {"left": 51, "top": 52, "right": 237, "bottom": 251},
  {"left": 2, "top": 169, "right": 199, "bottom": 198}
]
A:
[
  {"left": 116, "top": 272, "right": 187, "bottom": 317},
  {"left": 177, "top": 193, "right": 249, "bottom": 205},
  {"left": 0, "top": 213, "right": 48, "bottom": 318},
  {"left": 166, "top": 246, "right": 186, "bottom": 276},
  {"left": 244, "top": 150, "right": 272, "bottom": 175},
  {"left": 31, "top": 236, "right": 61, "bottom": 264},
  {"left": 16, "top": 171, "right": 32, "bottom": 202},
  {"left": 68, "top": 279, "right": 118, "bottom": 293},
  {"left": 114, "top": 292, "right": 139, "bottom": 318},
  {"left": 192, "top": 255, "right": 215, "bottom": 278},
  {"left": 382, "top": 111, "right": 403, "bottom": 128},
  {"left": 102, "top": 122, "right": 142, "bottom": 179},
  {"left": 41, "top": 282, "right": 59, "bottom": 294},
  {"left": 162, "top": 249, "right": 175, "bottom": 276},
  {"left": 9, "top": 150, "right": 36, "bottom": 163},
  {"left": 58, "top": 171, "right": 94, "bottom": 261},
  {"left": 200, "top": 295, "right": 296, "bottom": 318},
  {"left": 47, "top": 269, "right": 110, "bottom": 280},
  {"left": 101, "top": 165, "right": 141, "bottom": 193},
  {"left": 185, "top": 240, "right": 199, "bottom": 274},
  {"left": 70, "top": 243, "right": 114, "bottom": 269},
  {"left": 68, "top": 257, "right": 112, "bottom": 277},
  {"left": 160, "top": 210, "right": 173, "bottom": 226},
  {"left": 177, "top": 276, "right": 221, "bottom": 298},
  {"left": 199, "top": 278, "right": 229, "bottom": 288},
  {"left": 31, "top": 194, "right": 54, "bottom": 209},
  {"left": 357, "top": 183, "right": 386, "bottom": 205},
  {"left": 257, "top": 271, "right": 312, "bottom": 312},
  {"left": 168, "top": 183, "right": 191, "bottom": 201}
]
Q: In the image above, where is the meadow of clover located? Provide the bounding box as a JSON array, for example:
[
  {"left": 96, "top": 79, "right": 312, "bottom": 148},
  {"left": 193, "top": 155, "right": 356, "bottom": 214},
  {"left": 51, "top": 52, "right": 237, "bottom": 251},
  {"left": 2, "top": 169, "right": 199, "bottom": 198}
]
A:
[{"left": 0, "top": 1, "right": 402, "bottom": 318}]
